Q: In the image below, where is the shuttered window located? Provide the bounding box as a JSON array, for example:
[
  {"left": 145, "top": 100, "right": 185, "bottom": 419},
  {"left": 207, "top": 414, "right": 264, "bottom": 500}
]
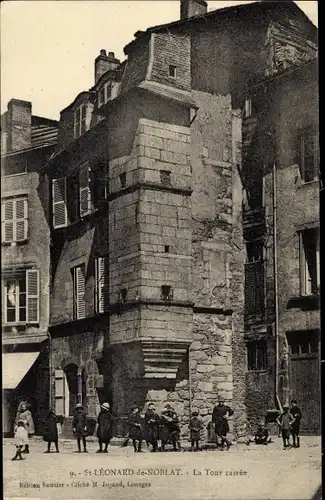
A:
[
  {"left": 95, "top": 257, "right": 109, "bottom": 314},
  {"left": 247, "top": 340, "right": 268, "bottom": 371},
  {"left": 73, "top": 264, "right": 86, "bottom": 319},
  {"left": 300, "top": 228, "right": 320, "bottom": 296},
  {"left": 1, "top": 197, "right": 28, "bottom": 243},
  {"left": 54, "top": 370, "right": 65, "bottom": 416},
  {"left": 79, "top": 162, "right": 92, "bottom": 217},
  {"left": 52, "top": 177, "right": 67, "bottom": 228},
  {"left": 245, "top": 262, "right": 265, "bottom": 317},
  {"left": 3, "top": 269, "right": 39, "bottom": 324}
]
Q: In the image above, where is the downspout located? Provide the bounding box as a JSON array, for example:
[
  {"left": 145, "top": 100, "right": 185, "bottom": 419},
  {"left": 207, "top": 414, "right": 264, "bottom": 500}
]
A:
[
  {"left": 48, "top": 331, "right": 52, "bottom": 407},
  {"left": 272, "top": 162, "right": 282, "bottom": 414},
  {"left": 188, "top": 345, "right": 193, "bottom": 419}
]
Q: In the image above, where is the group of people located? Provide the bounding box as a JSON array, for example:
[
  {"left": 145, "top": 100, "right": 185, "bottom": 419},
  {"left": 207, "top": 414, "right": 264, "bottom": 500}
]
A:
[{"left": 12, "top": 397, "right": 302, "bottom": 460}]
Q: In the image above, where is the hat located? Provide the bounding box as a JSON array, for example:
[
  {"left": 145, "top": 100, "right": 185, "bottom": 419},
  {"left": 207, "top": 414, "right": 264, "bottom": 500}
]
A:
[
  {"left": 75, "top": 403, "right": 83, "bottom": 408},
  {"left": 192, "top": 411, "right": 199, "bottom": 417},
  {"left": 101, "top": 402, "right": 110, "bottom": 410},
  {"left": 130, "top": 405, "right": 138, "bottom": 411},
  {"left": 17, "top": 419, "right": 26, "bottom": 425},
  {"left": 218, "top": 395, "right": 225, "bottom": 402},
  {"left": 283, "top": 403, "right": 289, "bottom": 409},
  {"left": 165, "top": 404, "right": 172, "bottom": 409},
  {"left": 148, "top": 403, "right": 155, "bottom": 408}
]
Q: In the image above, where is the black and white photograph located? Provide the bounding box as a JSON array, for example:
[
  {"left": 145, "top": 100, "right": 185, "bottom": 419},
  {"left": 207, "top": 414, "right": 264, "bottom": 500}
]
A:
[{"left": 1, "top": 1, "right": 320, "bottom": 499}]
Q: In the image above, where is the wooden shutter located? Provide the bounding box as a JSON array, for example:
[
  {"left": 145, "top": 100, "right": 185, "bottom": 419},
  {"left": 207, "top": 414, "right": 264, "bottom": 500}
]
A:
[
  {"left": 2, "top": 199, "right": 14, "bottom": 242},
  {"left": 52, "top": 178, "right": 67, "bottom": 228},
  {"left": 26, "top": 269, "right": 39, "bottom": 323},
  {"left": 81, "top": 105, "right": 87, "bottom": 135},
  {"left": 54, "top": 369, "right": 65, "bottom": 415},
  {"left": 15, "top": 198, "right": 28, "bottom": 241},
  {"left": 79, "top": 162, "right": 92, "bottom": 217},
  {"left": 75, "top": 265, "right": 85, "bottom": 319},
  {"left": 95, "top": 257, "right": 109, "bottom": 314}
]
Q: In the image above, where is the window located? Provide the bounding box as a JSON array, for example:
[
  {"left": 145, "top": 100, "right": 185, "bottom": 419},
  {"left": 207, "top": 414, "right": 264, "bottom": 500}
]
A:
[
  {"left": 119, "top": 172, "right": 126, "bottom": 188},
  {"left": 300, "top": 228, "right": 320, "bottom": 295},
  {"left": 79, "top": 162, "right": 93, "bottom": 217},
  {"left": 52, "top": 177, "right": 67, "bottom": 228},
  {"left": 160, "top": 170, "right": 171, "bottom": 186},
  {"left": 73, "top": 265, "right": 86, "bottom": 320},
  {"left": 287, "top": 331, "right": 318, "bottom": 356},
  {"left": 1, "top": 196, "right": 28, "bottom": 243},
  {"left": 168, "top": 65, "right": 177, "bottom": 78},
  {"left": 244, "top": 98, "right": 252, "bottom": 118},
  {"left": 98, "top": 82, "right": 112, "bottom": 108},
  {"left": 161, "top": 285, "right": 173, "bottom": 302},
  {"left": 245, "top": 240, "right": 265, "bottom": 317},
  {"left": 119, "top": 288, "right": 127, "bottom": 302},
  {"left": 3, "top": 269, "right": 39, "bottom": 324},
  {"left": 95, "top": 257, "right": 109, "bottom": 314},
  {"left": 74, "top": 104, "right": 87, "bottom": 139},
  {"left": 247, "top": 340, "right": 268, "bottom": 371},
  {"left": 67, "top": 172, "right": 79, "bottom": 223},
  {"left": 300, "top": 130, "right": 319, "bottom": 183},
  {"left": 164, "top": 245, "right": 170, "bottom": 253}
]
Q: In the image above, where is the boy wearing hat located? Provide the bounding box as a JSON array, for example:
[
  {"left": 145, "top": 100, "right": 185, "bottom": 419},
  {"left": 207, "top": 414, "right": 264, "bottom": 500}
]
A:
[
  {"left": 290, "top": 400, "right": 302, "bottom": 448},
  {"left": 254, "top": 420, "right": 269, "bottom": 445},
  {"left": 96, "top": 402, "right": 113, "bottom": 453},
  {"left": 144, "top": 403, "right": 160, "bottom": 452},
  {"left": 12, "top": 419, "right": 28, "bottom": 461},
  {"left": 128, "top": 406, "right": 143, "bottom": 453},
  {"left": 189, "top": 410, "right": 204, "bottom": 452},
  {"left": 72, "top": 403, "right": 88, "bottom": 453},
  {"left": 212, "top": 396, "right": 234, "bottom": 451},
  {"left": 276, "top": 404, "right": 295, "bottom": 450}
]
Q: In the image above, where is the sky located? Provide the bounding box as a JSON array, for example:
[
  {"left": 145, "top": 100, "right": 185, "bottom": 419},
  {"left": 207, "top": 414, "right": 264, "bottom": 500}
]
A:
[{"left": 1, "top": 1, "right": 318, "bottom": 120}]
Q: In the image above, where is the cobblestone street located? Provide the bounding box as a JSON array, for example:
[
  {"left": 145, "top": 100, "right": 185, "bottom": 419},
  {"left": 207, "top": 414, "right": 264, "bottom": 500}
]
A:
[{"left": 3, "top": 436, "right": 321, "bottom": 500}]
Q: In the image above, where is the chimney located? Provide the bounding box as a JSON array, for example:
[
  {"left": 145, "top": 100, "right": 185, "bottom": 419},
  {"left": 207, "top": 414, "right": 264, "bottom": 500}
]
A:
[
  {"left": 94, "top": 50, "right": 120, "bottom": 84},
  {"left": 7, "top": 99, "right": 32, "bottom": 152},
  {"left": 180, "top": 0, "right": 207, "bottom": 19}
]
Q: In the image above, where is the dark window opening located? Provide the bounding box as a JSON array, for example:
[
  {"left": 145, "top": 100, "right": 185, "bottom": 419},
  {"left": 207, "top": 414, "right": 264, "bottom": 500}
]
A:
[
  {"left": 288, "top": 331, "right": 318, "bottom": 356},
  {"left": 161, "top": 285, "right": 173, "bottom": 302},
  {"left": 119, "top": 288, "right": 127, "bottom": 302},
  {"left": 164, "top": 245, "right": 170, "bottom": 253},
  {"left": 300, "top": 228, "right": 319, "bottom": 296},
  {"left": 247, "top": 340, "right": 268, "bottom": 371},
  {"left": 119, "top": 172, "right": 126, "bottom": 188},
  {"left": 67, "top": 172, "right": 79, "bottom": 223},
  {"left": 168, "top": 65, "right": 177, "bottom": 78},
  {"left": 160, "top": 170, "right": 171, "bottom": 186}
]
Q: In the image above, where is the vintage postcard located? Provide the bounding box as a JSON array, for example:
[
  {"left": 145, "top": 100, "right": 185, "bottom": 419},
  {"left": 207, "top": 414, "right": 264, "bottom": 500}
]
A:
[{"left": 1, "top": 1, "right": 320, "bottom": 499}]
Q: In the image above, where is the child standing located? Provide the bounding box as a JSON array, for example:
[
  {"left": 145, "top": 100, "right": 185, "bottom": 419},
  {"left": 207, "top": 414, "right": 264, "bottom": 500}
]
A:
[
  {"left": 189, "top": 411, "right": 203, "bottom": 451},
  {"left": 128, "top": 406, "right": 143, "bottom": 453},
  {"left": 72, "top": 403, "right": 88, "bottom": 453},
  {"left": 290, "top": 400, "right": 302, "bottom": 448},
  {"left": 12, "top": 419, "right": 28, "bottom": 461},
  {"left": 276, "top": 404, "right": 295, "bottom": 450}
]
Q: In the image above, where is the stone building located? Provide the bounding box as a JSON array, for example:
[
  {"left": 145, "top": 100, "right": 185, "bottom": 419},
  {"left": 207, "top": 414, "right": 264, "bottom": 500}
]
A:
[
  {"left": 241, "top": 59, "right": 320, "bottom": 433},
  {"left": 1, "top": 99, "right": 58, "bottom": 434},
  {"left": 46, "top": 0, "right": 318, "bottom": 438}
]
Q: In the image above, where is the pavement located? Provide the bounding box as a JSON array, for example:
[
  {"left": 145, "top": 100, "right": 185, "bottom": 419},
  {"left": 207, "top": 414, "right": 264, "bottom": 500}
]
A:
[{"left": 3, "top": 436, "right": 322, "bottom": 500}]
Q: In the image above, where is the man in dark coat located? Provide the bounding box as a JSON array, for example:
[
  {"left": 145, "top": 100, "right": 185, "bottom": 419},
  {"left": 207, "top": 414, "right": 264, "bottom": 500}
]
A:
[
  {"left": 96, "top": 402, "right": 113, "bottom": 453},
  {"left": 128, "top": 406, "right": 143, "bottom": 453},
  {"left": 212, "top": 396, "right": 234, "bottom": 451},
  {"left": 290, "top": 400, "right": 302, "bottom": 448},
  {"left": 144, "top": 403, "right": 160, "bottom": 452},
  {"left": 72, "top": 403, "right": 88, "bottom": 453},
  {"left": 43, "top": 409, "right": 60, "bottom": 453}
]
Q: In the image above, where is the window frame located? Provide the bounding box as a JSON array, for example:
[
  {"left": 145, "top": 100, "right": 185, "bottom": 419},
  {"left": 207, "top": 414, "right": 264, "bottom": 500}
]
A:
[
  {"left": 1, "top": 196, "right": 28, "bottom": 243},
  {"left": 94, "top": 256, "right": 109, "bottom": 314},
  {"left": 79, "top": 162, "right": 93, "bottom": 217},
  {"left": 299, "top": 228, "right": 320, "bottom": 296},
  {"left": 3, "top": 269, "right": 39, "bottom": 325},
  {"left": 74, "top": 103, "right": 88, "bottom": 139},
  {"left": 246, "top": 340, "right": 268, "bottom": 371},
  {"left": 52, "top": 177, "right": 68, "bottom": 229},
  {"left": 168, "top": 65, "right": 177, "bottom": 79},
  {"left": 299, "top": 129, "right": 319, "bottom": 184}
]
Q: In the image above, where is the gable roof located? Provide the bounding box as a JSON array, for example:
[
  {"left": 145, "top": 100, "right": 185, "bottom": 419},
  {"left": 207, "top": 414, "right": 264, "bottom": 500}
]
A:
[{"left": 124, "top": 1, "right": 317, "bottom": 54}]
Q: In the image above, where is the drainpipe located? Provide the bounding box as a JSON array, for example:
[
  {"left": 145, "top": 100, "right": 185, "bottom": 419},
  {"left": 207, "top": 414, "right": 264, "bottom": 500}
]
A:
[
  {"left": 48, "top": 331, "right": 52, "bottom": 408},
  {"left": 188, "top": 345, "right": 193, "bottom": 419},
  {"left": 272, "top": 163, "right": 282, "bottom": 414}
]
